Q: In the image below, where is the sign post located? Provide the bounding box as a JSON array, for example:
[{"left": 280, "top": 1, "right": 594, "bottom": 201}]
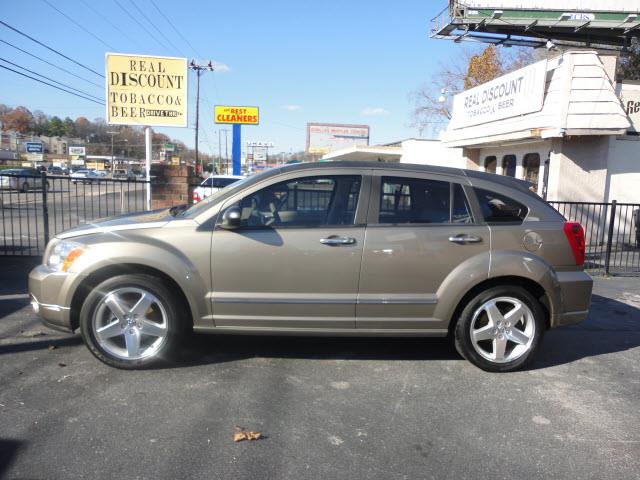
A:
[
  {"left": 214, "top": 105, "right": 259, "bottom": 176},
  {"left": 106, "top": 53, "right": 188, "bottom": 209}
]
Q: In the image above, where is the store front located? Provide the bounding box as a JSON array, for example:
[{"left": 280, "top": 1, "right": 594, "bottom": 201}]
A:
[{"left": 441, "top": 50, "right": 638, "bottom": 203}]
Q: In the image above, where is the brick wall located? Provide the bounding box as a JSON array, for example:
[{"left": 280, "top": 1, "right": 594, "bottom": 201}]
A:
[{"left": 151, "top": 165, "right": 200, "bottom": 209}]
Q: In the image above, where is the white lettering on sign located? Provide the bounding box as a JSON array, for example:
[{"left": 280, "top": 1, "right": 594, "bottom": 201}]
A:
[{"left": 450, "top": 59, "right": 547, "bottom": 129}]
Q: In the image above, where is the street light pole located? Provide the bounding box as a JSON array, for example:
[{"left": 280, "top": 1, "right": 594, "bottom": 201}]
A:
[{"left": 189, "top": 60, "right": 214, "bottom": 174}]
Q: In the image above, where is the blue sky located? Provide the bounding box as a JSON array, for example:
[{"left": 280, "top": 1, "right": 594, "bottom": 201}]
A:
[{"left": 0, "top": 0, "right": 460, "bottom": 154}]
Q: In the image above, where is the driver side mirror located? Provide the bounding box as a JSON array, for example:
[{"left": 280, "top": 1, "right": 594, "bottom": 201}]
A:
[{"left": 220, "top": 206, "right": 242, "bottom": 229}]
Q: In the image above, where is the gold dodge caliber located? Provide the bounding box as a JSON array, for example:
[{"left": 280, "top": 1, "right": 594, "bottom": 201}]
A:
[{"left": 29, "top": 162, "right": 593, "bottom": 372}]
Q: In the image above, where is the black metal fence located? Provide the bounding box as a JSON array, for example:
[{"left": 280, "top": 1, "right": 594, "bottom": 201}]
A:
[
  {"left": 1, "top": 172, "right": 148, "bottom": 256},
  {"left": 549, "top": 201, "right": 640, "bottom": 276}
]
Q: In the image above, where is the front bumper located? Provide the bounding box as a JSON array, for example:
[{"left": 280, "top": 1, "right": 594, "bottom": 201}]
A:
[
  {"left": 28, "top": 264, "right": 85, "bottom": 331},
  {"left": 551, "top": 270, "right": 593, "bottom": 327}
]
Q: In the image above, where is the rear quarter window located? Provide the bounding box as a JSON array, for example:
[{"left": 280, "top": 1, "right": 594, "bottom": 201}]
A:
[{"left": 474, "top": 188, "right": 528, "bottom": 224}]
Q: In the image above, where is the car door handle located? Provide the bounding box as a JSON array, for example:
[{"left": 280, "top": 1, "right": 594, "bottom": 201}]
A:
[
  {"left": 448, "top": 234, "right": 483, "bottom": 244},
  {"left": 320, "top": 236, "right": 356, "bottom": 246}
]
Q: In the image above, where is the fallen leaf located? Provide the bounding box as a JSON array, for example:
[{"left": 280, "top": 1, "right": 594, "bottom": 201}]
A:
[
  {"left": 48, "top": 345, "right": 57, "bottom": 350},
  {"left": 233, "top": 427, "right": 262, "bottom": 442},
  {"left": 58, "top": 363, "right": 67, "bottom": 367}
]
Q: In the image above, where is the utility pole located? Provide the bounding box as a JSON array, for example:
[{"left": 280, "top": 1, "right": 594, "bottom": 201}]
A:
[
  {"left": 107, "top": 130, "right": 118, "bottom": 173},
  {"left": 189, "top": 60, "right": 214, "bottom": 175},
  {"left": 217, "top": 129, "right": 222, "bottom": 174}
]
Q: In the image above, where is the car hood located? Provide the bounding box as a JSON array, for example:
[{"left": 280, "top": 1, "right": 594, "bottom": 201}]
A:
[{"left": 56, "top": 208, "right": 173, "bottom": 240}]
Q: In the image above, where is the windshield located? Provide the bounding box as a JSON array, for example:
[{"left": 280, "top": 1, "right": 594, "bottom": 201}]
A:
[{"left": 181, "top": 175, "right": 256, "bottom": 218}]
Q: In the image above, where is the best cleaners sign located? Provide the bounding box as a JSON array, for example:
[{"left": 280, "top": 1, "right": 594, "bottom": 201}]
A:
[
  {"left": 106, "top": 53, "right": 188, "bottom": 127},
  {"left": 450, "top": 59, "right": 547, "bottom": 129},
  {"left": 215, "top": 105, "right": 259, "bottom": 125}
]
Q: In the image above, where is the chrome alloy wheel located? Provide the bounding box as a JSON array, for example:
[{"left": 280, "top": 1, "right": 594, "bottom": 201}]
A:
[
  {"left": 469, "top": 296, "right": 535, "bottom": 364},
  {"left": 92, "top": 287, "right": 168, "bottom": 360}
]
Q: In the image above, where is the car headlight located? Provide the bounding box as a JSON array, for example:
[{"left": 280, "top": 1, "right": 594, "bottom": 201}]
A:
[{"left": 46, "top": 240, "right": 86, "bottom": 272}]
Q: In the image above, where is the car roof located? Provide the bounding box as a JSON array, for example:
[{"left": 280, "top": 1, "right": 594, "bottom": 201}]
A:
[{"left": 258, "top": 161, "right": 534, "bottom": 192}]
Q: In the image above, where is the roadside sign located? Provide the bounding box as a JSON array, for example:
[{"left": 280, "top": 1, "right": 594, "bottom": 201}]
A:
[
  {"left": 26, "top": 142, "right": 43, "bottom": 154},
  {"left": 68, "top": 146, "right": 86, "bottom": 156},
  {"left": 247, "top": 141, "right": 274, "bottom": 147},
  {"left": 214, "top": 105, "right": 259, "bottom": 125},
  {"left": 106, "top": 53, "right": 188, "bottom": 127},
  {"left": 164, "top": 143, "right": 175, "bottom": 152},
  {"left": 25, "top": 153, "right": 44, "bottom": 161}
]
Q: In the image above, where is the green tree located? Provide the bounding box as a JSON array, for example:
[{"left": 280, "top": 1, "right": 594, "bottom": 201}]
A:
[
  {"left": 63, "top": 117, "right": 76, "bottom": 137},
  {"left": 47, "top": 116, "right": 65, "bottom": 137}
]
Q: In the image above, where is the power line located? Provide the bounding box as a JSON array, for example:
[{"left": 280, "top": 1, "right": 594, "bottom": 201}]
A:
[
  {"left": 0, "top": 63, "right": 105, "bottom": 105},
  {"left": 0, "top": 39, "right": 103, "bottom": 89},
  {"left": 149, "top": 0, "right": 203, "bottom": 58},
  {"left": 78, "top": 0, "right": 144, "bottom": 49},
  {"left": 0, "top": 57, "right": 104, "bottom": 102},
  {"left": 0, "top": 20, "right": 104, "bottom": 78},
  {"left": 127, "top": 0, "right": 183, "bottom": 55},
  {"left": 113, "top": 0, "right": 171, "bottom": 51},
  {"left": 41, "top": 0, "right": 117, "bottom": 50}
]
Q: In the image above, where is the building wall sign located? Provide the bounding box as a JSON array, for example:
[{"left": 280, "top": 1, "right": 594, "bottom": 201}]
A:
[
  {"left": 106, "top": 53, "right": 188, "bottom": 127},
  {"left": 450, "top": 59, "right": 547, "bottom": 129},
  {"left": 619, "top": 81, "right": 640, "bottom": 134},
  {"left": 68, "top": 146, "right": 86, "bottom": 156}
]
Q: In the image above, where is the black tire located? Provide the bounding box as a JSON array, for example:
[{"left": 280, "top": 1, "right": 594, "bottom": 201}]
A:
[
  {"left": 79, "top": 274, "right": 186, "bottom": 369},
  {"left": 454, "top": 286, "right": 545, "bottom": 373},
  {"left": 21, "top": 182, "right": 29, "bottom": 193}
]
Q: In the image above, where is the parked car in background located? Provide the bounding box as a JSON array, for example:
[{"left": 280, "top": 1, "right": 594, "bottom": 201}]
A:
[
  {"left": 113, "top": 169, "right": 136, "bottom": 180},
  {"left": 70, "top": 169, "right": 99, "bottom": 184},
  {"left": 0, "top": 168, "right": 49, "bottom": 192},
  {"left": 192, "top": 174, "right": 243, "bottom": 203},
  {"left": 47, "top": 166, "right": 69, "bottom": 176},
  {"left": 29, "top": 162, "right": 592, "bottom": 372}
]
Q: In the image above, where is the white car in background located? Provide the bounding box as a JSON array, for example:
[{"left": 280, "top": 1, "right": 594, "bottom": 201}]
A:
[
  {"left": 70, "top": 169, "right": 100, "bottom": 184},
  {"left": 192, "top": 175, "right": 243, "bottom": 203}
]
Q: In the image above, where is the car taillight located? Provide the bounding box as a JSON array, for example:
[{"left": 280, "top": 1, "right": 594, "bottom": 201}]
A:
[
  {"left": 563, "top": 222, "right": 585, "bottom": 266},
  {"left": 192, "top": 191, "right": 201, "bottom": 203}
]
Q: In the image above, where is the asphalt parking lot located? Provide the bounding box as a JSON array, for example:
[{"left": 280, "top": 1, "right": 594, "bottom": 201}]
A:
[{"left": 1, "top": 257, "right": 639, "bottom": 480}]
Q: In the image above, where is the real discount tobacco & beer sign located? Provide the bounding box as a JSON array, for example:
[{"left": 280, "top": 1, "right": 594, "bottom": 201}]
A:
[{"left": 106, "top": 53, "right": 188, "bottom": 127}]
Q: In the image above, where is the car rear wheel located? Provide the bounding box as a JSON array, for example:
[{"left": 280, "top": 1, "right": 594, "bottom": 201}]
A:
[
  {"left": 454, "top": 286, "right": 545, "bottom": 372},
  {"left": 79, "top": 274, "right": 185, "bottom": 369}
]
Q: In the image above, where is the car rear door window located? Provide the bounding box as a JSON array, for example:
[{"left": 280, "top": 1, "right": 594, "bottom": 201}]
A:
[
  {"left": 474, "top": 188, "right": 528, "bottom": 223},
  {"left": 379, "top": 177, "right": 472, "bottom": 224},
  {"left": 237, "top": 175, "right": 361, "bottom": 228}
]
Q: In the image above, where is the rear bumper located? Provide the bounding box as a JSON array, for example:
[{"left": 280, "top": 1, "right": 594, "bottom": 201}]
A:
[{"left": 551, "top": 271, "right": 593, "bottom": 327}]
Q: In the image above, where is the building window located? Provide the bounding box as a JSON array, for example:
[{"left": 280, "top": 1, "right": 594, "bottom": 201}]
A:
[
  {"left": 522, "top": 153, "right": 541, "bottom": 188},
  {"left": 484, "top": 156, "right": 497, "bottom": 173},
  {"left": 502, "top": 154, "right": 516, "bottom": 177}
]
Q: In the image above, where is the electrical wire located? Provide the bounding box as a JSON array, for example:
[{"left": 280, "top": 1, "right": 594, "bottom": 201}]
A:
[
  {"left": 0, "top": 20, "right": 104, "bottom": 78},
  {"left": 149, "top": 0, "right": 204, "bottom": 58},
  {"left": 127, "top": 0, "right": 183, "bottom": 55},
  {"left": 0, "top": 38, "right": 103, "bottom": 89},
  {"left": 0, "top": 57, "right": 104, "bottom": 102},
  {"left": 113, "top": 0, "right": 171, "bottom": 51},
  {"left": 41, "top": 0, "right": 117, "bottom": 50},
  {"left": 0, "top": 63, "right": 105, "bottom": 105},
  {"left": 78, "top": 0, "right": 144, "bottom": 49}
]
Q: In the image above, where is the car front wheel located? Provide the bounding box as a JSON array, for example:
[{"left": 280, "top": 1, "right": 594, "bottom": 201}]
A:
[
  {"left": 79, "top": 274, "right": 185, "bottom": 369},
  {"left": 454, "top": 286, "right": 545, "bottom": 372}
]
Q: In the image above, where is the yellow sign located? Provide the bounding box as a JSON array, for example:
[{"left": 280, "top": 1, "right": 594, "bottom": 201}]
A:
[
  {"left": 106, "top": 53, "right": 188, "bottom": 127},
  {"left": 215, "top": 105, "right": 259, "bottom": 125}
]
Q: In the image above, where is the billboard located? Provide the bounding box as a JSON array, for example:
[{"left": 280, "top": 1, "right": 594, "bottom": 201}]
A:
[
  {"left": 26, "top": 142, "right": 43, "bottom": 154},
  {"left": 215, "top": 106, "right": 259, "bottom": 125},
  {"left": 106, "top": 53, "right": 188, "bottom": 127},
  {"left": 68, "top": 146, "right": 86, "bottom": 156},
  {"left": 455, "top": 1, "right": 636, "bottom": 12},
  {"left": 450, "top": 59, "right": 547, "bottom": 129},
  {"left": 306, "top": 123, "right": 370, "bottom": 154}
]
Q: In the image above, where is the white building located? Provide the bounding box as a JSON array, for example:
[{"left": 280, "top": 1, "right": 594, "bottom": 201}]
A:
[
  {"left": 321, "top": 138, "right": 465, "bottom": 167},
  {"left": 441, "top": 50, "right": 639, "bottom": 203}
]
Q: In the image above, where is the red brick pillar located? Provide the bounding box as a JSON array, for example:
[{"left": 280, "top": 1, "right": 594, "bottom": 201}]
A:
[{"left": 151, "top": 165, "right": 200, "bottom": 209}]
